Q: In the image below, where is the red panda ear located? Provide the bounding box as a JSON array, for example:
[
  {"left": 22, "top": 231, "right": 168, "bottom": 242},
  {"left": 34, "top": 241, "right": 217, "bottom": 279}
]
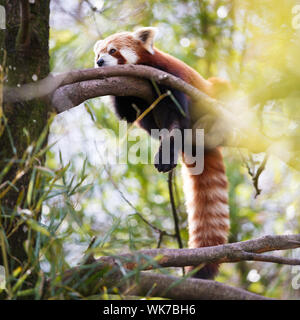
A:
[
  {"left": 93, "top": 40, "right": 103, "bottom": 55},
  {"left": 133, "top": 27, "right": 157, "bottom": 54}
]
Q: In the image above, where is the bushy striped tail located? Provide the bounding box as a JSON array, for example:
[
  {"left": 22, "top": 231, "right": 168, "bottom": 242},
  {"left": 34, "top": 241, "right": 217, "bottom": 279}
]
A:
[{"left": 182, "top": 147, "right": 229, "bottom": 279}]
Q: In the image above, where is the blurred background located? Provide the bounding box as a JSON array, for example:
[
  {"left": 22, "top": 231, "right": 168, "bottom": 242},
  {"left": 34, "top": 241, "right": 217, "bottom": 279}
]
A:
[{"left": 44, "top": 0, "right": 300, "bottom": 299}]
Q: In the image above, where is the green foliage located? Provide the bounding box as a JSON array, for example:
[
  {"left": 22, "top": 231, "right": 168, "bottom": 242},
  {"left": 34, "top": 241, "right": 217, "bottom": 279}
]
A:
[{"left": 1, "top": 0, "right": 300, "bottom": 299}]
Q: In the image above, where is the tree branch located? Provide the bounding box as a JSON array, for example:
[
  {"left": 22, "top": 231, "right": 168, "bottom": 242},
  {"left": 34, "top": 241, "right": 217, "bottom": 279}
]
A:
[
  {"left": 125, "top": 272, "right": 270, "bottom": 300},
  {"left": 4, "top": 65, "right": 212, "bottom": 113},
  {"left": 3, "top": 65, "right": 300, "bottom": 169},
  {"left": 94, "top": 234, "right": 300, "bottom": 271},
  {"left": 102, "top": 164, "right": 175, "bottom": 243},
  {"left": 50, "top": 234, "right": 299, "bottom": 299},
  {"left": 51, "top": 76, "right": 154, "bottom": 113},
  {"left": 57, "top": 252, "right": 272, "bottom": 300},
  {"left": 168, "top": 170, "right": 183, "bottom": 249},
  {"left": 49, "top": 234, "right": 300, "bottom": 300}
]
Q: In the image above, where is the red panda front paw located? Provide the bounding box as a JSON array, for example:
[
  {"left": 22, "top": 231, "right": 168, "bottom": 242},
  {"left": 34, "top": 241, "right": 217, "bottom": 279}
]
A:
[
  {"left": 154, "top": 158, "right": 177, "bottom": 172},
  {"left": 154, "top": 144, "right": 178, "bottom": 173}
]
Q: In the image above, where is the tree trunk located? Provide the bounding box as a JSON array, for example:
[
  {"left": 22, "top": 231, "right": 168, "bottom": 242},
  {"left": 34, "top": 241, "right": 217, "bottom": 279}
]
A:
[{"left": 0, "top": 0, "right": 50, "bottom": 273}]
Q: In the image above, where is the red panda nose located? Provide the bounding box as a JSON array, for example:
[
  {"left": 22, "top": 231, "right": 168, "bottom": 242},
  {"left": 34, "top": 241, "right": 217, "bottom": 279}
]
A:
[{"left": 97, "top": 58, "right": 104, "bottom": 67}]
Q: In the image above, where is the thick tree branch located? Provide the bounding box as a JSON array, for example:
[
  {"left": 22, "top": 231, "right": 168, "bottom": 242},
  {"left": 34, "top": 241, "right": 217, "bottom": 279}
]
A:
[
  {"left": 51, "top": 76, "right": 154, "bottom": 113},
  {"left": 94, "top": 234, "right": 300, "bottom": 271},
  {"left": 3, "top": 65, "right": 299, "bottom": 169},
  {"left": 125, "top": 272, "right": 270, "bottom": 300},
  {"left": 4, "top": 65, "right": 213, "bottom": 113},
  {"left": 58, "top": 253, "right": 271, "bottom": 300},
  {"left": 49, "top": 234, "right": 298, "bottom": 299}
]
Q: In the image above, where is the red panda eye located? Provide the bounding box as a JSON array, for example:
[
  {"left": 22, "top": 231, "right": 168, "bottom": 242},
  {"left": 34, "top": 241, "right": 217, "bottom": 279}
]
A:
[{"left": 109, "top": 48, "right": 116, "bottom": 54}]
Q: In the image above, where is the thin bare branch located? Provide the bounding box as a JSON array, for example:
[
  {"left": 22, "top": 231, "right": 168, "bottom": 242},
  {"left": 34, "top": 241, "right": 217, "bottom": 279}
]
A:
[
  {"left": 168, "top": 170, "right": 183, "bottom": 249},
  {"left": 253, "top": 154, "right": 268, "bottom": 197},
  {"left": 102, "top": 164, "right": 175, "bottom": 240}
]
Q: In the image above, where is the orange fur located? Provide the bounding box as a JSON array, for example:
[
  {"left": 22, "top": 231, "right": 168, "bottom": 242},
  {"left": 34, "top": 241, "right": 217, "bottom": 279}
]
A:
[{"left": 182, "top": 148, "right": 229, "bottom": 278}]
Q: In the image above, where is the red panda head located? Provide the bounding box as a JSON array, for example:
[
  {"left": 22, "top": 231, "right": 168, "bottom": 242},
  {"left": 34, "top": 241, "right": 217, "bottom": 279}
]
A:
[{"left": 94, "top": 27, "right": 157, "bottom": 67}]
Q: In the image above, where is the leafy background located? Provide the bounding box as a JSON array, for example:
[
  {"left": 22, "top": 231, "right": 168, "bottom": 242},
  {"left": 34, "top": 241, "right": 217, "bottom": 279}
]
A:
[{"left": 33, "top": 0, "right": 300, "bottom": 299}]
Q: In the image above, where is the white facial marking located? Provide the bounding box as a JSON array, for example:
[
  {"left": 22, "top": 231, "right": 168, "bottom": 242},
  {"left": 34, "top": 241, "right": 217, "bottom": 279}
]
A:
[
  {"left": 107, "top": 43, "right": 117, "bottom": 52},
  {"left": 95, "top": 53, "right": 118, "bottom": 67},
  {"left": 120, "top": 48, "right": 138, "bottom": 64}
]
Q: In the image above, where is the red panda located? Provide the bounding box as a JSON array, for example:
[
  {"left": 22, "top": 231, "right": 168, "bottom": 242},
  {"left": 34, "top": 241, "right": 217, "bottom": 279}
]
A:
[{"left": 94, "top": 27, "right": 230, "bottom": 279}]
